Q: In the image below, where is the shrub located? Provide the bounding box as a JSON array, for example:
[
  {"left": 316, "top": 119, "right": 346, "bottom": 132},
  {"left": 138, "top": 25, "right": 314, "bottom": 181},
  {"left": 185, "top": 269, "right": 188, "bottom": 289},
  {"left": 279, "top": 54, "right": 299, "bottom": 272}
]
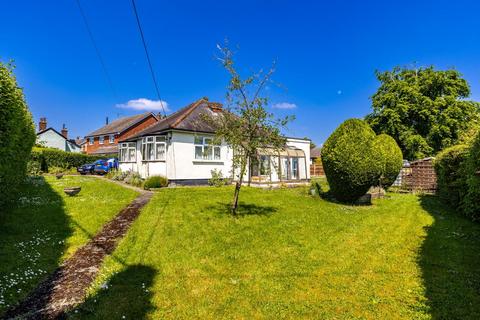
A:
[
  {"left": 321, "top": 119, "right": 382, "bottom": 202},
  {"left": 144, "top": 175, "right": 168, "bottom": 189},
  {"left": 29, "top": 147, "right": 103, "bottom": 173},
  {"left": 434, "top": 144, "right": 470, "bottom": 208},
  {"left": 208, "top": 169, "right": 229, "bottom": 187},
  {"left": 124, "top": 171, "right": 144, "bottom": 188},
  {"left": 463, "top": 134, "right": 480, "bottom": 221},
  {"left": 373, "top": 134, "right": 403, "bottom": 188},
  {"left": 0, "top": 62, "right": 36, "bottom": 208}
]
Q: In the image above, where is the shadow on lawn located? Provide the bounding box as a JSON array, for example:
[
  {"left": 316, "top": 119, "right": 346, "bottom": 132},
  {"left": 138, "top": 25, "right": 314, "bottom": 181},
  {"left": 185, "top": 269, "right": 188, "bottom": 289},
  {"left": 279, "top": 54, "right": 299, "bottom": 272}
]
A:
[
  {"left": 68, "top": 265, "right": 156, "bottom": 319},
  {"left": 419, "top": 195, "right": 480, "bottom": 319},
  {"left": 0, "top": 176, "right": 71, "bottom": 316},
  {"left": 207, "top": 202, "right": 277, "bottom": 216}
]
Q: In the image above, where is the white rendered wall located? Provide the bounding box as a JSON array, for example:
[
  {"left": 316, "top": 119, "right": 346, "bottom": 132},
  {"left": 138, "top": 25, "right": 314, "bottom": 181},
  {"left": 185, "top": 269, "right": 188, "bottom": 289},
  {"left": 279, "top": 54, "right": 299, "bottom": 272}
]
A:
[{"left": 37, "top": 130, "right": 66, "bottom": 151}]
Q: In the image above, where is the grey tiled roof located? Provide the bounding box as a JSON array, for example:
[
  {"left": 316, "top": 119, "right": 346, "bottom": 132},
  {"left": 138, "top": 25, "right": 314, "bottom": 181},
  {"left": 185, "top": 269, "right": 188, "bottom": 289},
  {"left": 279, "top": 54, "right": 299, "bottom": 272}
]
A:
[
  {"left": 86, "top": 112, "right": 157, "bottom": 137},
  {"left": 121, "top": 98, "right": 223, "bottom": 141},
  {"left": 89, "top": 145, "right": 118, "bottom": 155}
]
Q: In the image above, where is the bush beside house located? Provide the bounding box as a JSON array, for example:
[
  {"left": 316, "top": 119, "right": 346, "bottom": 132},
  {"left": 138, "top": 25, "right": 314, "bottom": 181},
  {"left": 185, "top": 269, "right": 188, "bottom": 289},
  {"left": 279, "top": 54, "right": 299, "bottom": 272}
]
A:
[
  {"left": 463, "top": 134, "right": 480, "bottom": 221},
  {"left": 0, "top": 62, "right": 36, "bottom": 209},
  {"left": 144, "top": 175, "right": 168, "bottom": 189}
]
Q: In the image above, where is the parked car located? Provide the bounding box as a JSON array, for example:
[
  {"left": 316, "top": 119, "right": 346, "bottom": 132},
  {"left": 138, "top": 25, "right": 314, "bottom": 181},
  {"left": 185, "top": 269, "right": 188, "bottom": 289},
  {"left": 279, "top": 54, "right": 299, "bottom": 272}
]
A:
[
  {"left": 77, "top": 159, "right": 105, "bottom": 175},
  {"left": 93, "top": 158, "right": 118, "bottom": 175}
]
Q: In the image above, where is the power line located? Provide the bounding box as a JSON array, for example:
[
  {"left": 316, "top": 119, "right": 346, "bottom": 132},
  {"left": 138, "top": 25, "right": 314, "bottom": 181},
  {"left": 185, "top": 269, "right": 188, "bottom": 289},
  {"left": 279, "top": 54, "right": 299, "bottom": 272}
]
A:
[
  {"left": 130, "top": 0, "right": 167, "bottom": 117},
  {"left": 75, "top": 0, "right": 118, "bottom": 100}
]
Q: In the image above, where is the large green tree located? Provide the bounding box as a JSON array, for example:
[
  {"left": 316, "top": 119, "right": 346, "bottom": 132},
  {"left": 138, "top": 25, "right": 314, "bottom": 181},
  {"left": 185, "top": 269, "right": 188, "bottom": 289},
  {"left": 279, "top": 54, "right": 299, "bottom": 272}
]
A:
[
  {"left": 0, "top": 61, "right": 36, "bottom": 210},
  {"left": 366, "top": 66, "right": 480, "bottom": 160}
]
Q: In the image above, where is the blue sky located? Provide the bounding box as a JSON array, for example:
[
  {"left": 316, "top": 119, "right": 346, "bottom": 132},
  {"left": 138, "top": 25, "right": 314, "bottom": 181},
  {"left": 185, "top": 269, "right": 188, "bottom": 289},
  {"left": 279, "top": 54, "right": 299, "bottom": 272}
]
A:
[{"left": 1, "top": 0, "right": 480, "bottom": 145}]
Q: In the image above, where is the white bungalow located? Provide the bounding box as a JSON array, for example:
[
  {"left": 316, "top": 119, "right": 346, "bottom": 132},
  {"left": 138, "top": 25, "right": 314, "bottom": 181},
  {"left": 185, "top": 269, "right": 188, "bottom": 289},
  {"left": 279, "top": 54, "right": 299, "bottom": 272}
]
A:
[{"left": 118, "top": 97, "right": 310, "bottom": 186}]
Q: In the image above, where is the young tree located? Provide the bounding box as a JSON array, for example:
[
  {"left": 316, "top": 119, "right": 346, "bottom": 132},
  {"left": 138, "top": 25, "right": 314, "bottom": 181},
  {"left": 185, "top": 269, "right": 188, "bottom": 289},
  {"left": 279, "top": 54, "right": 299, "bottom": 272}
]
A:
[
  {"left": 366, "top": 66, "right": 480, "bottom": 160},
  {"left": 212, "top": 45, "right": 293, "bottom": 215}
]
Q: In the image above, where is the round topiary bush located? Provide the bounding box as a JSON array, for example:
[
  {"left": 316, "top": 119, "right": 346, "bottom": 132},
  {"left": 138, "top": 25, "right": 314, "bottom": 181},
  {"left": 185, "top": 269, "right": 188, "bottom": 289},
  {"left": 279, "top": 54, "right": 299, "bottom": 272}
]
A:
[
  {"left": 373, "top": 134, "right": 403, "bottom": 188},
  {"left": 321, "top": 119, "right": 382, "bottom": 202},
  {"left": 434, "top": 144, "right": 470, "bottom": 208}
]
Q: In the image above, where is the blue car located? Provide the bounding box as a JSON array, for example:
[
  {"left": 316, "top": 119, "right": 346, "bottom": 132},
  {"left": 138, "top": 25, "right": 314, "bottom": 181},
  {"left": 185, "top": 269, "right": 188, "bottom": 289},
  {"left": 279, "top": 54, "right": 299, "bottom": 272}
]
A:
[
  {"left": 77, "top": 159, "right": 105, "bottom": 175},
  {"left": 93, "top": 158, "right": 118, "bottom": 175}
]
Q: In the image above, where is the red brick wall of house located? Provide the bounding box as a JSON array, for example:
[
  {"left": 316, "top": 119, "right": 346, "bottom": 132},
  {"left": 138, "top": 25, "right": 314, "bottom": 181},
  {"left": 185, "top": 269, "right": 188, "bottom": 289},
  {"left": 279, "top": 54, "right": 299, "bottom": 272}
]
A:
[{"left": 84, "top": 115, "right": 158, "bottom": 154}]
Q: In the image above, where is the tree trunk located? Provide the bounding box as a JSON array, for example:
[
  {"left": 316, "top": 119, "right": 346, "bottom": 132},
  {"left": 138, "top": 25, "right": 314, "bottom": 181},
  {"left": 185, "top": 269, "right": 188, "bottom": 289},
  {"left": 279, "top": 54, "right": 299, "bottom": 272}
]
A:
[{"left": 231, "top": 158, "right": 247, "bottom": 215}]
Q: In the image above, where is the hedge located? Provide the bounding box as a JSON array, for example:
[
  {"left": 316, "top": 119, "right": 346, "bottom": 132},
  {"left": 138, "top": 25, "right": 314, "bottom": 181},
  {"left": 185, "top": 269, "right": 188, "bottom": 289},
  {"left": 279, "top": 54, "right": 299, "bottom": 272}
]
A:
[
  {"left": 29, "top": 147, "right": 104, "bottom": 173},
  {"left": 373, "top": 134, "right": 403, "bottom": 188},
  {"left": 463, "top": 134, "right": 480, "bottom": 221},
  {"left": 0, "top": 62, "right": 36, "bottom": 209},
  {"left": 321, "top": 119, "right": 382, "bottom": 202},
  {"left": 434, "top": 144, "right": 470, "bottom": 209},
  {"left": 144, "top": 175, "right": 168, "bottom": 189}
]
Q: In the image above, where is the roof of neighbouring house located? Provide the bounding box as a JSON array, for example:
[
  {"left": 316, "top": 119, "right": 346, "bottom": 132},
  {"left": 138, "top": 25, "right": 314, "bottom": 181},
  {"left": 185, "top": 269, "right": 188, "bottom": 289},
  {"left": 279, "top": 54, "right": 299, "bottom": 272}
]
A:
[
  {"left": 310, "top": 147, "right": 321, "bottom": 158},
  {"left": 37, "top": 127, "right": 81, "bottom": 148},
  {"left": 85, "top": 112, "right": 159, "bottom": 137},
  {"left": 121, "top": 97, "right": 223, "bottom": 141},
  {"left": 88, "top": 145, "right": 119, "bottom": 155}
]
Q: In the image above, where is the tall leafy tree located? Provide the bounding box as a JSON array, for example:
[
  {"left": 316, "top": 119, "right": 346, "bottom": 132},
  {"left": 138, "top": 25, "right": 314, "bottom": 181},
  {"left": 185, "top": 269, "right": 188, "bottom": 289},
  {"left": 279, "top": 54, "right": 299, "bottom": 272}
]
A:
[
  {"left": 211, "top": 44, "right": 293, "bottom": 215},
  {"left": 366, "top": 66, "right": 480, "bottom": 160},
  {"left": 0, "top": 61, "right": 36, "bottom": 210}
]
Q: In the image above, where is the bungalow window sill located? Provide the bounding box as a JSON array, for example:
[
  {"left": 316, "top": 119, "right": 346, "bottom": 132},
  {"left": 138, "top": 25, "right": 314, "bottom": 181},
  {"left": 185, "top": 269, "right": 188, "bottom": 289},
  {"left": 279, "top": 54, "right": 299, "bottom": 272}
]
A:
[
  {"left": 142, "top": 159, "right": 166, "bottom": 163},
  {"left": 119, "top": 161, "right": 136, "bottom": 163},
  {"left": 193, "top": 159, "right": 224, "bottom": 164}
]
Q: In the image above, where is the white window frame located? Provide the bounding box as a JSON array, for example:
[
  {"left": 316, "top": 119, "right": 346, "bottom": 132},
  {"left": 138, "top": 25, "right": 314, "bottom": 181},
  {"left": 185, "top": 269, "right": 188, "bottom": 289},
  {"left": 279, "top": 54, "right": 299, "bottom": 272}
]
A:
[
  {"left": 142, "top": 136, "right": 166, "bottom": 161},
  {"left": 99, "top": 136, "right": 105, "bottom": 144},
  {"left": 109, "top": 134, "right": 115, "bottom": 144},
  {"left": 119, "top": 142, "right": 136, "bottom": 162},
  {"left": 194, "top": 136, "right": 221, "bottom": 161},
  {"left": 88, "top": 137, "right": 94, "bottom": 145}
]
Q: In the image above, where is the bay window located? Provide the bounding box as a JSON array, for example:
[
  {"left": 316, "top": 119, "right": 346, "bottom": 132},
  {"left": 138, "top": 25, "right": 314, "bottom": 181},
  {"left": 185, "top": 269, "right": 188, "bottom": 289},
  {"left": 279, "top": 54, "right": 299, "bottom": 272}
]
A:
[
  {"left": 142, "top": 136, "right": 166, "bottom": 161},
  {"left": 194, "top": 136, "right": 221, "bottom": 160},
  {"left": 119, "top": 142, "right": 136, "bottom": 162}
]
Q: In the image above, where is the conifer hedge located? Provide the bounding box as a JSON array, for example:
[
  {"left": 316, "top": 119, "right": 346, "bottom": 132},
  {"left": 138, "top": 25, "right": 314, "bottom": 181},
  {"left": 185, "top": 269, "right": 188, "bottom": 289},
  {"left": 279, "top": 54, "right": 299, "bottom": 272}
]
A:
[{"left": 0, "top": 62, "right": 36, "bottom": 209}]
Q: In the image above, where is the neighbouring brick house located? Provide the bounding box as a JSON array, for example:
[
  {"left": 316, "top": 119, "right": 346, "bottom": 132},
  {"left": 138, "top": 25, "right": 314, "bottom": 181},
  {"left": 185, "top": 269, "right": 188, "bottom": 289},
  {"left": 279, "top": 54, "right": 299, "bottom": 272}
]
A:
[{"left": 84, "top": 112, "right": 159, "bottom": 155}]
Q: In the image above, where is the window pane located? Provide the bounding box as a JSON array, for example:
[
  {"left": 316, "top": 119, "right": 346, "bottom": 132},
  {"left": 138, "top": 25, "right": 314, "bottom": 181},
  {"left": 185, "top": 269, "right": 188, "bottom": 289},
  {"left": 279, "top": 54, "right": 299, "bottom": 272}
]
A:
[
  {"left": 204, "top": 138, "right": 212, "bottom": 145},
  {"left": 195, "top": 146, "right": 203, "bottom": 159},
  {"left": 147, "top": 137, "right": 154, "bottom": 142},
  {"left": 155, "top": 136, "right": 165, "bottom": 142},
  {"left": 128, "top": 148, "right": 136, "bottom": 162},
  {"left": 214, "top": 146, "right": 221, "bottom": 160},
  {"left": 204, "top": 146, "right": 213, "bottom": 160},
  {"left": 194, "top": 136, "right": 203, "bottom": 144},
  {"left": 148, "top": 143, "right": 154, "bottom": 160},
  {"left": 156, "top": 143, "right": 165, "bottom": 160}
]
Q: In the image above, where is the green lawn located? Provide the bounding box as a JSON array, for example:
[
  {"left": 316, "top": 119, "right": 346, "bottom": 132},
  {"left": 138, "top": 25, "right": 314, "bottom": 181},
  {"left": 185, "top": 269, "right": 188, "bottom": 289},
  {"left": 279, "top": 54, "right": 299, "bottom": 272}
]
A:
[
  {"left": 70, "top": 183, "right": 480, "bottom": 319},
  {"left": 0, "top": 175, "right": 138, "bottom": 314}
]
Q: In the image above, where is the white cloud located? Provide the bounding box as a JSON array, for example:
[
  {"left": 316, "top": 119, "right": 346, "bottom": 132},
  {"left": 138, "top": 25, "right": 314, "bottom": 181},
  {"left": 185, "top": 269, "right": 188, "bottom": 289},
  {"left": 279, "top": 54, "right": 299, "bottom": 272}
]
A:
[
  {"left": 272, "top": 102, "right": 297, "bottom": 110},
  {"left": 116, "top": 98, "right": 170, "bottom": 111}
]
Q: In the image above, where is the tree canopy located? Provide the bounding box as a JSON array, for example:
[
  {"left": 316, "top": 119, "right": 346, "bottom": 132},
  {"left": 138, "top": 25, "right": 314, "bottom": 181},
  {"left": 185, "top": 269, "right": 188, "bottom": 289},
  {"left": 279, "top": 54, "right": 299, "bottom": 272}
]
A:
[{"left": 365, "top": 66, "right": 480, "bottom": 160}]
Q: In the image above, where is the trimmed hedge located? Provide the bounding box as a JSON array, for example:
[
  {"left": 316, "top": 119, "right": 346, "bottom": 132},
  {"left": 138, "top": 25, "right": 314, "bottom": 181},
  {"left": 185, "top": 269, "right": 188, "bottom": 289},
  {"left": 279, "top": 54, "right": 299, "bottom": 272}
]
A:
[
  {"left": 434, "top": 144, "right": 470, "bottom": 209},
  {"left": 0, "top": 62, "right": 36, "bottom": 208},
  {"left": 29, "top": 147, "right": 103, "bottom": 173},
  {"left": 144, "top": 175, "right": 168, "bottom": 189},
  {"left": 321, "top": 119, "right": 382, "bottom": 202},
  {"left": 373, "top": 134, "right": 403, "bottom": 188},
  {"left": 463, "top": 134, "right": 480, "bottom": 221}
]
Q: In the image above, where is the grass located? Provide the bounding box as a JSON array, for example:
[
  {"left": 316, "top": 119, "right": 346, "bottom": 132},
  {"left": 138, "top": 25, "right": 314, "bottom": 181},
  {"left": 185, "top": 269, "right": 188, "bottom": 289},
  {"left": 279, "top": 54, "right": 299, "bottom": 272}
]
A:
[
  {"left": 0, "top": 175, "right": 138, "bottom": 314},
  {"left": 70, "top": 181, "right": 480, "bottom": 319}
]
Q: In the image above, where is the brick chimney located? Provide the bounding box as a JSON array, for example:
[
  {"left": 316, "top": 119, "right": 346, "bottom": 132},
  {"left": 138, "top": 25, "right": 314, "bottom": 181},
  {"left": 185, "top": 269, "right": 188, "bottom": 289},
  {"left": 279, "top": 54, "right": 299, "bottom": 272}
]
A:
[
  {"left": 61, "top": 124, "right": 68, "bottom": 139},
  {"left": 38, "top": 117, "right": 47, "bottom": 132}
]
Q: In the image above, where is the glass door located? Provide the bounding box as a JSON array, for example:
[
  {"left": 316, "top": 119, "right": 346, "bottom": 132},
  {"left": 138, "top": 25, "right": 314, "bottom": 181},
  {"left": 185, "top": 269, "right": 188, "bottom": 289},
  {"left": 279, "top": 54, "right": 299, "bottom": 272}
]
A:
[
  {"left": 291, "top": 158, "right": 299, "bottom": 180},
  {"left": 281, "top": 157, "right": 289, "bottom": 180}
]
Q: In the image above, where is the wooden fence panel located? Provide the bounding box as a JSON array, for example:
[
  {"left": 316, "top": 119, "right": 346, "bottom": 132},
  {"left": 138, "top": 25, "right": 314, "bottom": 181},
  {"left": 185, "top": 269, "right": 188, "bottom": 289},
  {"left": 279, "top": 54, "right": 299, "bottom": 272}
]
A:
[{"left": 310, "top": 163, "right": 325, "bottom": 177}]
